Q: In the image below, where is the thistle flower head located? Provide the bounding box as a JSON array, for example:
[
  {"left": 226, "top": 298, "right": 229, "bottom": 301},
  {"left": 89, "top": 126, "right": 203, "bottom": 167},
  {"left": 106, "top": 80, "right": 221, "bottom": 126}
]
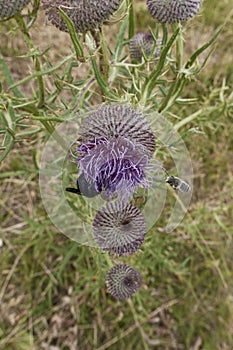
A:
[
  {"left": 106, "top": 264, "right": 142, "bottom": 300},
  {"left": 77, "top": 136, "right": 151, "bottom": 196},
  {"left": 78, "top": 105, "right": 155, "bottom": 156},
  {"left": 93, "top": 201, "right": 146, "bottom": 256},
  {"left": 0, "top": 0, "right": 31, "bottom": 19},
  {"left": 147, "top": 0, "right": 201, "bottom": 23},
  {"left": 70, "top": 105, "right": 156, "bottom": 198},
  {"left": 41, "top": 0, "right": 121, "bottom": 33},
  {"left": 130, "top": 32, "right": 161, "bottom": 62}
]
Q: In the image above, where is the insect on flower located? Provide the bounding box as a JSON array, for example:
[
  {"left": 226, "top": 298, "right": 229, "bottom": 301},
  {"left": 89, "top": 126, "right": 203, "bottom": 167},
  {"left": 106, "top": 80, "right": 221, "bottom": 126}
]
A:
[
  {"left": 161, "top": 167, "right": 191, "bottom": 193},
  {"left": 166, "top": 175, "right": 190, "bottom": 192},
  {"left": 65, "top": 173, "right": 101, "bottom": 198}
]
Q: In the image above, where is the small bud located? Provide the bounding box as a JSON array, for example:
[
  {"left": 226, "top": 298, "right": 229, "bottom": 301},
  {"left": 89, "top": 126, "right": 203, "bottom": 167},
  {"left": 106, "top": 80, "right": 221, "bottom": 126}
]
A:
[
  {"left": 106, "top": 264, "right": 142, "bottom": 300},
  {"left": 130, "top": 32, "right": 161, "bottom": 62}
]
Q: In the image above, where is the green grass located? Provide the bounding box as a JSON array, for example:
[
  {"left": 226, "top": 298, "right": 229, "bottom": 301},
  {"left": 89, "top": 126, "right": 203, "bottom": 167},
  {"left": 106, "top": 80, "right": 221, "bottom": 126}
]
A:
[{"left": 0, "top": 1, "right": 233, "bottom": 349}]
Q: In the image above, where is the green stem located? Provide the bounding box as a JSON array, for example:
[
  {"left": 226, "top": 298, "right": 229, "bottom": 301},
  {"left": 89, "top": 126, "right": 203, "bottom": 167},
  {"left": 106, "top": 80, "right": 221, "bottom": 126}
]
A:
[
  {"left": 34, "top": 57, "right": 45, "bottom": 108},
  {"left": 15, "top": 14, "right": 45, "bottom": 108},
  {"left": 29, "top": 116, "right": 65, "bottom": 122},
  {"left": 158, "top": 24, "right": 184, "bottom": 112},
  {"left": 142, "top": 27, "right": 180, "bottom": 100},
  {"left": 158, "top": 80, "right": 177, "bottom": 113},
  {"left": 0, "top": 49, "right": 24, "bottom": 98},
  {"left": 9, "top": 55, "right": 72, "bottom": 89},
  {"left": 58, "top": 7, "right": 84, "bottom": 61},
  {"left": 128, "top": 0, "right": 135, "bottom": 39},
  {"left": 99, "top": 30, "right": 110, "bottom": 82},
  {"left": 40, "top": 120, "right": 54, "bottom": 135},
  {"left": 174, "top": 106, "right": 218, "bottom": 131},
  {"left": 103, "top": 253, "right": 113, "bottom": 268},
  {"left": 174, "top": 23, "right": 183, "bottom": 72},
  {"left": 91, "top": 29, "right": 109, "bottom": 82},
  {"left": 27, "top": 0, "right": 40, "bottom": 29}
]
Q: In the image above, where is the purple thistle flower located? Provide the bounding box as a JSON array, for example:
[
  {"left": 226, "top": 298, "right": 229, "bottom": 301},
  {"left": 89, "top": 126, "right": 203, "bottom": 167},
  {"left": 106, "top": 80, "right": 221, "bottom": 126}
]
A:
[
  {"left": 70, "top": 105, "right": 157, "bottom": 198},
  {"left": 93, "top": 201, "right": 147, "bottom": 256},
  {"left": 106, "top": 264, "right": 142, "bottom": 300},
  {"left": 147, "top": 0, "right": 201, "bottom": 23}
]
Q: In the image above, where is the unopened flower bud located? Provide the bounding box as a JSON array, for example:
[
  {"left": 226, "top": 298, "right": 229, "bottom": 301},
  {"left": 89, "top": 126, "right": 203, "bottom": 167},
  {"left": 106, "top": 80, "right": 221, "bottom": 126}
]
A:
[
  {"left": 42, "top": 0, "right": 122, "bottom": 33},
  {"left": 147, "top": 0, "right": 201, "bottom": 23},
  {"left": 93, "top": 201, "right": 147, "bottom": 256},
  {"left": 130, "top": 32, "right": 161, "bottom": 62},
  {"left": 0, "top": 0, "right": 30, "bottom": 19},
  {"left": 106, "top": 264, "right": 142, "bottom": 300}
]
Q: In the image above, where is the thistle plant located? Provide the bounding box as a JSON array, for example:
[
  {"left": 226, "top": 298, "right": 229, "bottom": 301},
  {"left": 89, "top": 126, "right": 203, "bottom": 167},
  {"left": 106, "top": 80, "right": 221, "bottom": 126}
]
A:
[{"left": 0, "top": 0, "right": 227, "bottom": 309}]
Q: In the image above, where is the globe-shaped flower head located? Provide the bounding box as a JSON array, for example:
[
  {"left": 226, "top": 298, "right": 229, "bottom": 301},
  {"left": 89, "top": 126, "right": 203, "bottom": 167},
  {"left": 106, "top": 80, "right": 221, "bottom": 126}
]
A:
[
  {"left": 106, "top": 264, "right": 142, "bottom": 300},
  {"left": 147, "top": 0, "right": 201, "bottom": 23},
  {"left": 130, "top": 32, "right": 161, "bottom": 62},
  {"left": 93, "top": 201, "right": 147, "bottom": 256},
  {"left": 41, "top": 0, "right": 122, "bottom": 33},
  {"left": 70, "top": 105, "right": 157, "bottom": 199},
  {"left": 0, "top": 0, "right": 31, "bottom": 19}
]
